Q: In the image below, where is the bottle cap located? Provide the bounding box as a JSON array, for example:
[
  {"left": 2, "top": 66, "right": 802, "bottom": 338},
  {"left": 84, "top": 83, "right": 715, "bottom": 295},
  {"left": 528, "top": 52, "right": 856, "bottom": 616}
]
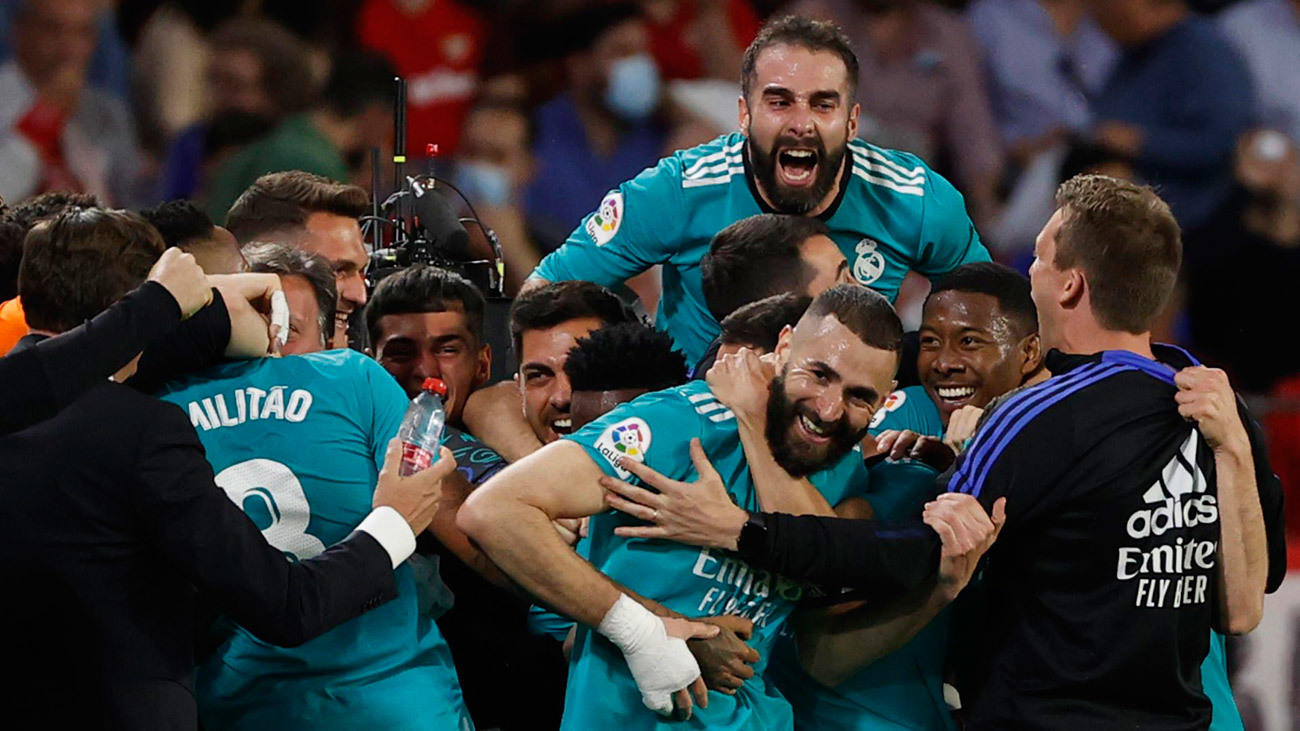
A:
[{"left": 422, "top": 377, "right": 448, "bottom": 396}]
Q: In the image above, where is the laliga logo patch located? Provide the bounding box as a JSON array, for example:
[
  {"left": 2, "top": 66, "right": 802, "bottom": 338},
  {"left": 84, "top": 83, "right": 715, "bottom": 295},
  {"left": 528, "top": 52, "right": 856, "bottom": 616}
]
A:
[
  {"left": 585, "top": 191, "right": 624, "bottom": 245},
  {"left": 869, "top": 389, "right": 906, "bottom": 429},
  {"left": 853, "top": 238, "right": 886, "bottom": 285},
  {"left": 595, "top": 417, "right": 652, "bottom": 479}
]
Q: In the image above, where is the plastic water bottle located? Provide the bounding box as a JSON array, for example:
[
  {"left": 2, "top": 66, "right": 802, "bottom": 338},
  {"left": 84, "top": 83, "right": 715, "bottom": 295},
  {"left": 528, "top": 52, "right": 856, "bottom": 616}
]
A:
[{"left": 398, "top": 377, "right": 447, "bottom": 476}]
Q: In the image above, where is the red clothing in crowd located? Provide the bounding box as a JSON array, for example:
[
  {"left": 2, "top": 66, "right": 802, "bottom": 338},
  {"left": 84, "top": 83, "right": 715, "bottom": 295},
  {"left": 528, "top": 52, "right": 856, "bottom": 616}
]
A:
[
  {"left": 644, "top": 0, "right": 760, "bottom": 80},
  {"left": 357, "top": 0, "right": 486, "bottom": 155}
]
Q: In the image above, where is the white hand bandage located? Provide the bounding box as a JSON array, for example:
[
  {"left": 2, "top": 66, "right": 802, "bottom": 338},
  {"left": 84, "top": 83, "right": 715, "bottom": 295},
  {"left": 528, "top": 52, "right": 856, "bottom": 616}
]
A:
[
  {"left": 270, "top": 290, "right": 290, "bottom": 347},
  {"left": 598, "top": 594, "right": 701, "bottom": 716}
]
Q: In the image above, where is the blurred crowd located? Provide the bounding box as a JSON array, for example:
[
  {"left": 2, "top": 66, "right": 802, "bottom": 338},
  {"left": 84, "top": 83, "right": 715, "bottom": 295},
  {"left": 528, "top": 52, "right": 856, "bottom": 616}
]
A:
[{"left": 0, "top": 0, "right": 1297, "bottom": 501}]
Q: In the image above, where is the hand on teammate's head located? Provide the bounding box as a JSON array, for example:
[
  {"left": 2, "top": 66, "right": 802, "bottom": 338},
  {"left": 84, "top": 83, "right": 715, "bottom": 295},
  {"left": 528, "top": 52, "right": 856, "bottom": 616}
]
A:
[{"left": 148, "top": 248, "right": 211, "bottom": 320}]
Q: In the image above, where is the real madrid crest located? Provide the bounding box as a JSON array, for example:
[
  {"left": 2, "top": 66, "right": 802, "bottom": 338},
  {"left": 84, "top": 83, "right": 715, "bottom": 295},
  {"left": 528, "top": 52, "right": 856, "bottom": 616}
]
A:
[{"left": 853, "top": 238, "right": 886, "bottom": 285}]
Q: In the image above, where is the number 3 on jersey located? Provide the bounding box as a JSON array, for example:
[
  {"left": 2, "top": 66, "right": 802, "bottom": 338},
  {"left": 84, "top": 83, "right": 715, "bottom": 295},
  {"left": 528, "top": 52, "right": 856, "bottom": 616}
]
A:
[{"left": 214, "top": 459, "right": 326, "bottom": 561}]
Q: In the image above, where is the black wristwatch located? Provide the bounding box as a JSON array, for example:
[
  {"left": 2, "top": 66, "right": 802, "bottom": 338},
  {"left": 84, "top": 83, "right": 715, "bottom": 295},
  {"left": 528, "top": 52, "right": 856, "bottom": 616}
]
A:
[{"left": 736, "top": 510, "right": 769, "bottom": 561}]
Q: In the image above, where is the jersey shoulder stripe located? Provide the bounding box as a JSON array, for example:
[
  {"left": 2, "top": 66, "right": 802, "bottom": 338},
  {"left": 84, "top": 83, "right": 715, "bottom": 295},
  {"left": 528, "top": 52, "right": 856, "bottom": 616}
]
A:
[
  {"left": 678, "top": 134, "right": 745, "bottom": 189},
  {"left": 848, "top": 140, "right": 927, "bottom": 197},
  {"left": 951, "top": 362, "right": 1129, "bottom": 497},
  {"left": 685, "top": 387, "right": 736, "bottom": 423}
]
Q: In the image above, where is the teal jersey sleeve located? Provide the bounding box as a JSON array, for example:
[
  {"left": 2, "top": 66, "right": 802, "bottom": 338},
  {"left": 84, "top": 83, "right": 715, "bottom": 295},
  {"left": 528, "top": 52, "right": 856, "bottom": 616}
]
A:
[
  {"left": 532, "top": 156, "right": 688, "bottom": 287},
  {"left": 914, "top": 165, "right": 991, "bottom": 281},
  {"left": 868, "top": 386, "right": 945, "bottom": 437},
  {"left": 565, "top": 387, "right": 699, "bottom": 485},
  {"left": 359, "top": 356, "right": 409, "bottom": 473}
]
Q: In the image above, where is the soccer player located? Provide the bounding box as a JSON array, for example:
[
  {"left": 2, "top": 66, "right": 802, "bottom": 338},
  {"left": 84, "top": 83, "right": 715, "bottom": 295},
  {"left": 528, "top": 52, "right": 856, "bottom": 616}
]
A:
[
  {"left": 529, "top": 15, "right": 989, "bottom": 363},
  {"left": 609, "top": 176, "right": 1276, "bottom": 730},
  {"left": 156, "top": 349, "right": 473, "bottom": 729},
  {"left": 463, "top": 281, "right": 635, "bottom": 461},
  {"left": 243, "top": 243, "right": 336, "bottom": 355},
  {"left": 459, "top": 286, "right": 913, "bottom": 729}
]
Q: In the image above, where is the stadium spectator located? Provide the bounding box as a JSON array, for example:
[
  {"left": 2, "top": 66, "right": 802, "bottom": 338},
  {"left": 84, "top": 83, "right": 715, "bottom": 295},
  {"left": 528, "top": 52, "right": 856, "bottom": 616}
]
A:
[
  {"left": 642, "top": 0, "right": 760, "bottom": 82},
  {"left": 206, "top": 51, "right": 396, "bottom": 219},
  {"left": 140, "top": 199, "right": 246, "bottom": 275},
  {"left": 158, "top": 17, "right": 313, "bottom": 202},
  {"left": 529, "top": 15, "right": 989, "bottom": 364},
  {"left": 0, "top": 0, "right": 139, "bottom": 206},
  {"left": 242, "top": 242, "right": 336, "bottom": 355},
  {"left": 524, "top": 3, "right": 667, "bottom": 248},
  {"left": 224, "top": 171, "right": 370, "bottom": 350},
  {"left": 357, "top": 0, "right": 486, "bottom": 156},
  {"left": 1218, "top": 0, "right": 1300, "bottom": 148},
  {"left": 453, "top": 100, "right": 546, "bottom": 289},
  {"left": 1185, "top": 129, "right": 1300, "bottom": 393},
  {"left": 967, "top": 0, "right": 1118, "bottom": 255},
  {"left": 365, "top": 265, "right": 491, "bottom": 423},
  {"left": 1088, "top": 0, "right": 1253, "bottom": 232}
]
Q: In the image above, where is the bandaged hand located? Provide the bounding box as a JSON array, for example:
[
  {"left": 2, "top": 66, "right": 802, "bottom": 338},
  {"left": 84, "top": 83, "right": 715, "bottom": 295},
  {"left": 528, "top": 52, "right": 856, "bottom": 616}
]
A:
[{"left": 598, "top": 594, "right": 719, "bottom": 718}]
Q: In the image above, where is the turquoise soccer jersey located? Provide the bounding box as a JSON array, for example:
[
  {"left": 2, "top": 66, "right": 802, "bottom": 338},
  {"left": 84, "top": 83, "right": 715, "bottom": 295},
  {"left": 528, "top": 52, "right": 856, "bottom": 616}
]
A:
[
  {"left": 769, "top": 385, "right": 954, "bottom": 731},
  {"left": 563, "top": 380, "right": 868, "bottom": 730},
  {"left": 532, "top": 133, "right": 990, "bottom": 363},
  {"left": 155, "top": 350, "right": 473, "bottom": 731}
]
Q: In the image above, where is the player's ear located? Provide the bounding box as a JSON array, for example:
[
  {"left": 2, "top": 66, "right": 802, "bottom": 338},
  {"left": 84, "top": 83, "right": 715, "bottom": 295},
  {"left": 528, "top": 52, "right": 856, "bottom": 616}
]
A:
[
  {"left": 737, "top": 95, "right": 749, "bottom": 134},
  {"left": 846, "top": 102, "right": 860, "bottom": 140},
  {"left": 1020, "top": 332, "right": 1043, "bottom": 377},
  {"left": 476, "top": 344, "right": 493, "bottom": 386},
  {"left": 1061, "top": 268, "right": 1086, "bottom": 309},
  {"left": 773, "top": 325, "right": 794, "bottom": 367}
]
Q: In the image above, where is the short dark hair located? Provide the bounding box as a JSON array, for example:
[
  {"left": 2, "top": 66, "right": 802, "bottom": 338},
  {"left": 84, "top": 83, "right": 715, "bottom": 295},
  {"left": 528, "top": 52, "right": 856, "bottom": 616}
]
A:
[
  {"left": 19, "top": 209, "right": 165, "bottom": 333},
  {"left": 720, "top": 293, "right": 813, "bottom": 352},
  {"left": 366, "top": 265, "right": 487, "bottom": 346},
  {"left": 927, "top": 262, "right": 1038, "bottom": 337},
  {"left": 565, "top": 322, "right": 688, "bottom": 393},
  {"left": 244, "top": 242, "right": 338, "bottom": 344},
  {"left": 741, "top": 16, "right": 859, "bottom": 102},
  {"left": 701, "top": 214, "right": 829, "bottom": 322},
  {"left": 7, "top": 192, "right": 102, "bottom": 232},
  {"left": 210, "top": 18, "right": 315, "bottom": 116},
  {"left": 1054, "top": 175, "right": 1182, "bottom": 334},
  {"left": 558, "top": 2, "right": 643, "bottom": 55},
  {"left": 803, "top": 284, "right": 903, "bottom": 355},
  {"left": 509, "top": 281, "right": 634, "bottom": 359},
  {"left": 139, "top": 200, "right": 215, "bottom": 250},
  {"left": 1, "top": 193, "right": 103, "bottom": 301},
  {"left": 225, "top": 171, "right": 370, "bottom": 243}
]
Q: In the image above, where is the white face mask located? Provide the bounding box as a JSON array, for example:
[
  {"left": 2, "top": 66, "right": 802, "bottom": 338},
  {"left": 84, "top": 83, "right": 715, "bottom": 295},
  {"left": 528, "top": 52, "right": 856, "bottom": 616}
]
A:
[{"left": 604, "top": 53, "right": 662, "bottom": 122}]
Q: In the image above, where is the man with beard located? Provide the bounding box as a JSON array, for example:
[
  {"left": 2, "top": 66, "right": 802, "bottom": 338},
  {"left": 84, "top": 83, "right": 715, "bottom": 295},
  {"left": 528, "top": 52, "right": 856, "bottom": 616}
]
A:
[
  {"left": 528, "top": 15, "right": 989, "bottom": 363},
  {"left": 459, "top": 285, "right": 996, "bottom": 729}
]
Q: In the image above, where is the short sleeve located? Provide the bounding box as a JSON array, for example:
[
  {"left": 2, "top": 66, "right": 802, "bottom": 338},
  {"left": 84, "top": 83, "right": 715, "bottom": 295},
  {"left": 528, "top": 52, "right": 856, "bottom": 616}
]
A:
[
  {"left": 565, "top": 388, "right": 697, "bottom": 484},
  {"left": 532, "top": 156, "right": 688, "bottom": 286},
  {"left": 913, "top": 168, "right": 991, "bottom": 280}
]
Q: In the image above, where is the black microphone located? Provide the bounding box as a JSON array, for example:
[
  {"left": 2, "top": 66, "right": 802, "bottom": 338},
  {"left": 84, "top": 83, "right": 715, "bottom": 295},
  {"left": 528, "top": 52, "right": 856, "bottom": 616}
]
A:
[{"left": 409, "top": 177, "right": 470, "bottom": 260}]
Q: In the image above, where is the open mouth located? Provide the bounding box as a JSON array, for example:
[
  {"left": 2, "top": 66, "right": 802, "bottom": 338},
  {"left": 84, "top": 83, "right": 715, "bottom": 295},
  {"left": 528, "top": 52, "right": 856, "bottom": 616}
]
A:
[
  {"left": 551, "top": 417, "right": 573, "bottom": 436},
  {"left": 777, "top": 148, "right": 819, "bottom": 187},
  {"left": 796, "top": 413, "right": 831, "bottom": 443},
  {"left": 934, "top": 385, "right": 978, "bottom": 407}
]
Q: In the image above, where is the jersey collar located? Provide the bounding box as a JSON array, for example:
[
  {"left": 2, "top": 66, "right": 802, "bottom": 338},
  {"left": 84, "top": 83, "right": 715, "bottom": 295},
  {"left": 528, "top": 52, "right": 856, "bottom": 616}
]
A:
[
  {"left": 1046, "top": 345, "right": 1201, "bottom": 387},
  {"left": 742, "top": 138, "right": 854, "bottom": 221}
]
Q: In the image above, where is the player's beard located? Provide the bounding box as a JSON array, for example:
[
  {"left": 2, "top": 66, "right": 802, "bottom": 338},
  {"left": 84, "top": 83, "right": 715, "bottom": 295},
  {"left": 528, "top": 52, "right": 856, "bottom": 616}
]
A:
[
  {"left": 747, "top": 130, "right": 847, "bottom": 215},
  {"left": 763, "top": 373, "right": 865, "bottom": 477}
]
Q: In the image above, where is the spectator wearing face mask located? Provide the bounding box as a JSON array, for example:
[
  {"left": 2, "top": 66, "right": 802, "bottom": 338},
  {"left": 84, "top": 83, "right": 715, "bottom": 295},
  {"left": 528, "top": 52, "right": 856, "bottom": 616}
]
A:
[
  {"left": 453, "top": 99, "right": 546, "bottom": 292},
  {"left": 524, "top": 3, "right": 667, "bottom": 248}
]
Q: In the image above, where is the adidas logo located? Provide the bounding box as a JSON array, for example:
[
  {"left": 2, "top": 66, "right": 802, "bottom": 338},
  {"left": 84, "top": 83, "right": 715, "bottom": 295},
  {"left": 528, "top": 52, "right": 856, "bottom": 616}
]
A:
[
  {"left": 1126, "top": 431, "right": 1218, "bottom": 539},
  {"left": 688, "top": 391, "right": 736, "bottom": 423}
]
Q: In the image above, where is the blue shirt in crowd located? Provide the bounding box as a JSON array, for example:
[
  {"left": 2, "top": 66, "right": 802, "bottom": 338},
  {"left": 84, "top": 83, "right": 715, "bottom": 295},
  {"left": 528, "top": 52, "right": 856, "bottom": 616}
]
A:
[{"left": 1092, "top": 17, "right": 1253, "bottom": 230}]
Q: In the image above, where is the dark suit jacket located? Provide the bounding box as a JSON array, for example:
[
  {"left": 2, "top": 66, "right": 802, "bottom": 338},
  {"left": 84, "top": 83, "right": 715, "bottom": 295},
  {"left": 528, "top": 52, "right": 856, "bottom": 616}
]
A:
[{"left": 0, "top": 358, "right": 399, "bottom": 728}]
